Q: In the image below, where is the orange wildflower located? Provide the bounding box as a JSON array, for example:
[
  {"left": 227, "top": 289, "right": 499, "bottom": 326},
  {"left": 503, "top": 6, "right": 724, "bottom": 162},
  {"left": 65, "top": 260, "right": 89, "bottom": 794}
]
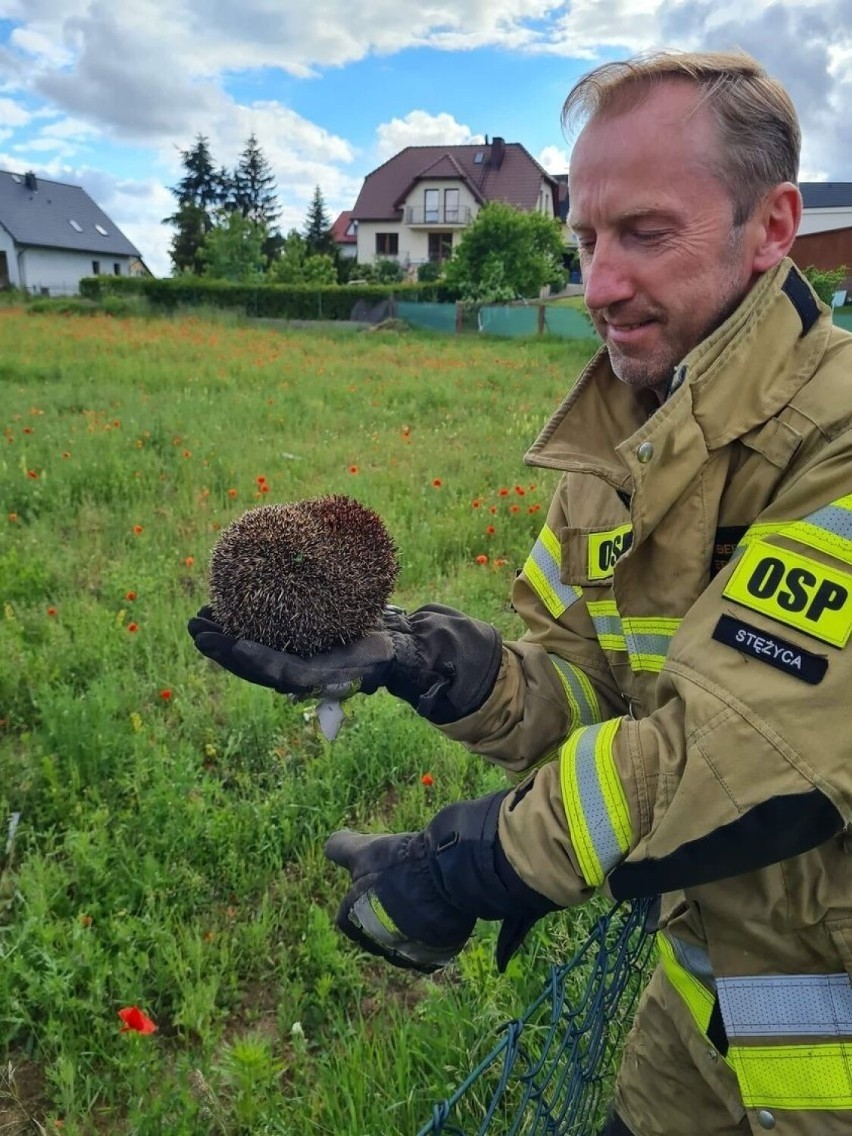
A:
[
  {"left": 475, "top": 554, "right": 488, "bottom": 565},
  {"left": 159, "top": 689, "right": 172, "bottom": 701},
  {"left": 510, "top": 504, "right": 521, "bottom": 513},
  {"left": 348, "top": 465, "right": 359, "bottom": 474},
  {"left": 495, "top": 558, "right": 508, "bottom": 567},
  {"left": 514, "top": 485, "right": 525, "bottom": 496},
  {"left": 125, "top": 591, "right": 137, "bottom": 601},
  {"left": 432, "top": 478, "right": 443, "bottom": 488},
  {"left": 420, "top": 772, "right": 434, "bottom": 786},
  {"left": 498, "top": 488, "right": 509, "bottom": 497},
  {"left": 47, "top": 606, "right": 57, "bottom": 616},
  {"left": 227, "top": 488, "right": 237, "bottom": 498},
  {"left": 184, "top": 556, "right": 195, "bottom": 567},
  {"left": 486, "top": 525, "right": 496, "bottom": 535},
  {"left": 126, "top": 622, "right": 139, "bottom": 633},
  {"left": 132, "top": 524, "right": 143, "bottom": 535},
  {"left": 8, "top": 513, "right": 18, "bottom": 523}
]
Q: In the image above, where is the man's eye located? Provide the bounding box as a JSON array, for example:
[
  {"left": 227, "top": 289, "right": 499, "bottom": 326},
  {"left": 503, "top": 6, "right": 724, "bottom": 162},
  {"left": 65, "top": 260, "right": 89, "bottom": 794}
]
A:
[{"left": 633, "top": 231, "right": 666, "bottom": 243}]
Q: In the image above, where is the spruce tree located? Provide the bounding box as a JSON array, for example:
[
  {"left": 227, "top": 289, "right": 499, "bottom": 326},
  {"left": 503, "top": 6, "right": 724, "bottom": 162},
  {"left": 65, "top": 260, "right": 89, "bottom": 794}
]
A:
[
  {"left": 164, "top": 135, "right": 226, "bottom": 275},
  {"left": 303, "top": 185, "right": 332, "bottom": 255},
  {"left": 232, "top": 134, "right": 280, "bottom": 229}
]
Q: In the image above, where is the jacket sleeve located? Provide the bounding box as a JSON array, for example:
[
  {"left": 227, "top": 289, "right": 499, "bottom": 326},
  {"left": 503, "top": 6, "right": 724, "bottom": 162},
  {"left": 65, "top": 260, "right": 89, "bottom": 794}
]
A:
[
  {"left": 439, "top": 481, "right": 626, "bottom": 777},
  {"left": 494, "top": 446, "right": 851, "bottom": 908}
]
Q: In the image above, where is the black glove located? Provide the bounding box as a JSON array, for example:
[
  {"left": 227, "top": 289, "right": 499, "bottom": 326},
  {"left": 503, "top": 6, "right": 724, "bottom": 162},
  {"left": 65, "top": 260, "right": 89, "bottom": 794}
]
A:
[
  {"left": 324, "top": 791, "right": 558, "bottom": 974},
  {"left": 187, "top": 603, "right": 501, "bottom": 724}
]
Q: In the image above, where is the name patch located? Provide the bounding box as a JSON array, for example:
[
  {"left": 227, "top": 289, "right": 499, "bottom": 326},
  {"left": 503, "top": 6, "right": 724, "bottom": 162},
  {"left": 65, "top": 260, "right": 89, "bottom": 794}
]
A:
[
  {"left": 722, "top": 541, "right": 852, "bottom": 648},
  {"left": 587, "top": 524, "right": 633, "bottom": 581},
  {"left": 712, "top": 615, "right": 827, "bottom": 684}
]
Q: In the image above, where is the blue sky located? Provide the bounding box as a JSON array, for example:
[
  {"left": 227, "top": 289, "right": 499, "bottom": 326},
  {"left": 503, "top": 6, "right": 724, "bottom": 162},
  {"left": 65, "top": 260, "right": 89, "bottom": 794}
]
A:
[{"left": 1, "top": 1, "right": 850, "bottom": 276}]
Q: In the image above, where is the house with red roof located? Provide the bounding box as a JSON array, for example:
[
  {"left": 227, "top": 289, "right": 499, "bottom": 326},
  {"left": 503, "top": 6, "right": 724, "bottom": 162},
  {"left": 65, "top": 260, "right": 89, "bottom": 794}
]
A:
[
  {"left": 330, "top": 210, "right": 358, "bottom": 260},
  {"left": 350, "top": 137, "right": 559, "bottom": 270}
]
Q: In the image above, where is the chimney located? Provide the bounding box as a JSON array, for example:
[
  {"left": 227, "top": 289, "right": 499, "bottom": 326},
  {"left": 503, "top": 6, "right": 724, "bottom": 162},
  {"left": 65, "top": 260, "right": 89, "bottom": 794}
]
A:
[
  {"left": 24, "top": 171, "right": 37, "bottom": 192},
  {"left": 491, "top": 137, "right": 505, "bottom": 169}
]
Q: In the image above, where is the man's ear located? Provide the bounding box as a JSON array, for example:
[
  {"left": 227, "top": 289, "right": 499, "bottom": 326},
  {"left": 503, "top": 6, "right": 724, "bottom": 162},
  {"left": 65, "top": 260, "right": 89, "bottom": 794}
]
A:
[{"left": 750, "top": 182, "right": 802, "bottom": 274}]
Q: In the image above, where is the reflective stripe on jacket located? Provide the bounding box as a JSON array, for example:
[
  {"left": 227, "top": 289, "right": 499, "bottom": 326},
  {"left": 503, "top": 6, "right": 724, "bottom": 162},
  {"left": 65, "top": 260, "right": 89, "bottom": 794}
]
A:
[{"left": 441, "top": 259, "right": 852, "bottom": 1132}]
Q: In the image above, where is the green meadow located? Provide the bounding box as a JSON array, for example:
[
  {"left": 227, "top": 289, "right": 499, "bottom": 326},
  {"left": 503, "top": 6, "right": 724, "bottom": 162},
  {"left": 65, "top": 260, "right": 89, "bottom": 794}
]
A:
[{"left": 0, "top": 306, "right": 603, "bottom": 1134}]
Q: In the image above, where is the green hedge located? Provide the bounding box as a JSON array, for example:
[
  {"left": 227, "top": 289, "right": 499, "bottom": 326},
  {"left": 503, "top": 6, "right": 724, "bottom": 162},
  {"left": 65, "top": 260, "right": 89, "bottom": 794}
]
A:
[{"left": 78, "top": 276, "right": 449, "bottom": 319}]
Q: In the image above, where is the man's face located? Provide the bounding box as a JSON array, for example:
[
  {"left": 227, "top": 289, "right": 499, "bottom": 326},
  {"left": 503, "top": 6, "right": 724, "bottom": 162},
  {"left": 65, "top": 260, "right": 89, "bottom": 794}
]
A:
[{"left": 568, "top": 81, "right": 763, "bottom": 394}]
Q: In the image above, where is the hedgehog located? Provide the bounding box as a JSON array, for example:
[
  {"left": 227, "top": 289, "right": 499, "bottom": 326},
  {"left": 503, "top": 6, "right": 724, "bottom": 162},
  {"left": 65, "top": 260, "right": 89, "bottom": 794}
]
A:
[{"left": 208, "top": 495, "right": 400, "bottom": 656}]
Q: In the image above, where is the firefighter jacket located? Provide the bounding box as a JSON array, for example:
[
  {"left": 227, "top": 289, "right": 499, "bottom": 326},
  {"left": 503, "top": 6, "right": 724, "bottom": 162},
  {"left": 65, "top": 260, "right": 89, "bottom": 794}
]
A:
[{"left": 441, "top": 259, "right": 852, "bottom": 1133}]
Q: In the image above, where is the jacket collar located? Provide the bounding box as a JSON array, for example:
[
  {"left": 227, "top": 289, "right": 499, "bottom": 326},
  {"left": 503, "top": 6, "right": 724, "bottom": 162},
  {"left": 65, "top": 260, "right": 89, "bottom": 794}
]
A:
[{"left": 524, "top": 259, "right": 832, "bottom": 489}]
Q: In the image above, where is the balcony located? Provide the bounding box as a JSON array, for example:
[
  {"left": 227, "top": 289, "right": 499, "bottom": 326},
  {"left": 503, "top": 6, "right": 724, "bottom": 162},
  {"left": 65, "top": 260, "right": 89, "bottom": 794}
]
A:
[{"left": 403, "top": 205, "right": 472, "bottom": 228}]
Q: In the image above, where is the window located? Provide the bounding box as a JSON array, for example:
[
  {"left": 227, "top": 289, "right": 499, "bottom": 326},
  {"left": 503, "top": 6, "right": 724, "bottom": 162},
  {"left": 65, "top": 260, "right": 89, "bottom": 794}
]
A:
[
  {"left": 424, "top": 189, "right": 439, "bottom": 223},
  {"left": 428, "top": 232, "right": 453, "bottom": 263},
  {"left": 113, "top": 263, "right": 121, "bottom": 275},
  {"left": 95, "top": 224, "right": 109, "bottom": 236},
  {"left": 474, "top": 152, "right": 484, "bottom": 164},
  {"left": 444, "top": 188, "right": 459, "bottom": 223},
  {"left": 375, "top": 232, "right": 399, "bottom": 256},
  {"left": 69, "top": 219, "right": 83, "bottom": 232},
  {"left": 92, "top": 260, "right": 101, "bottom": 275}
]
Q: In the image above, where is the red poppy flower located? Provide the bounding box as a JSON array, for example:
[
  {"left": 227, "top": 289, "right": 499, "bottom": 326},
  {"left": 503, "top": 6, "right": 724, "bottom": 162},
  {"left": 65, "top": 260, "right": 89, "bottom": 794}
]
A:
[
  {"left": 22, "top": 427, "right": 32, "bottom": 435},
  {"left": 489, "top": 506, "right": 498, "bottom": 515},
  {"left": 182, "top": 450, "right": 191, "bottom": 459},
  {"left": 498, "top": 488, "right": 509, "bottom": 497},
  {"left": 471, "top": 499, "right": 482, "bottom": 508},
  {"left": 227, "top": 488, "right": 237, "bottom": 498},
  {"left": 510, "top": 504, "right": 521, "bottom": 514},
  {"left": 47, "top": 606, "right": 57, "bottom": 617},
  {"left": 432, "top": 478, "right": 443, "bottom": 488},
  {"left": 528, "top": 504, "right": 541, "bottom": 514},
  {"left": 475, "top": 554, "right": 488, "bottom": 565},
  {"left": 132, "top": 524, "right": 143, "bottom": 535},
  {"left": 126, "top": 622, "right": 139, "bottom": 633},
  {"left": 495, "top": 558, "right": 508, "bottom": 568},
  {"left": 255, "top": 475, "right": 267, "bottom": 486},
  {"left": 8, "top": 513, "right": 18, "bottom": 523},
  {"left": 514, "top": 486, "right": 525, "bottom": 496},
  {"left": 125, "top": 591, "right": 137, "bottom": 601},
  {"left": 26, "top": 469, "right": 38, "bottom": 479},
  {"left": 420, "top": 772, "right": 434, "bottom": 786},
  {"left": 184, "top": 556, "right": 195, "bottom": 567},
  {"left": 118, "top": 1006, "right": 156, "bottom": 1034},
  {"left": 486, "top": 525, "right": 496, "bottom": 535},
  {"left": 348, "top": 465, "right": 359, "bottom": 474},
  {"left": 159, "top": 689, "right": 172, "bottom": 701},
  {"left": 259, "top": 483, "right": 270, "bottom": 493}
]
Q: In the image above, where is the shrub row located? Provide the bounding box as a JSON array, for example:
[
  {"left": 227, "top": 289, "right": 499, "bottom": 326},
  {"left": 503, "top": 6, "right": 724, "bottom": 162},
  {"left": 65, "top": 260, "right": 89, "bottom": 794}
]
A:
[{"left": 78, "top": 275, "right": 451, "bottom": 319}]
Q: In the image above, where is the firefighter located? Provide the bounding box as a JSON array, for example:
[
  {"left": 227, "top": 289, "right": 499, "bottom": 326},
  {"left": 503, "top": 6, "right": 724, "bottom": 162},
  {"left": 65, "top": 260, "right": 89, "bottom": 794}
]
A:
[{"left": 190, "top": 51, "right": 852, "bottom": 1135}]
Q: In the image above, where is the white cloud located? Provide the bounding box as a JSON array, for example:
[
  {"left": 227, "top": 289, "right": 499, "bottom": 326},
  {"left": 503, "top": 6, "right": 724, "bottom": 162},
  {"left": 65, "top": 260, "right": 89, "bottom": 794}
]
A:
[
  {"left": 375, "top": 110, "right": 483, "bottom": 159},
  {"left": 9, "top": 25, "right": 73, "bottom": 66},
  {"left": 538, "top": 144, "right": 570, "bottom": 174},
  {"left": 0, "top": 95, "right": 32, "bottom": 127}
]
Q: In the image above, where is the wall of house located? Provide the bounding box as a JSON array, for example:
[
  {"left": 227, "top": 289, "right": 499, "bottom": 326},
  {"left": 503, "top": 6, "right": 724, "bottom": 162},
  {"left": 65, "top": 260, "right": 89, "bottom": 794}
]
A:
[
  {"left": 19, "top": 248, "right": 134, "bottom": 295},
  {"left": 0, "top": 227, "right": 18, "bottom": 286},
  {"left": 790, "top": 227, "right": 852, "bottom": 290}
]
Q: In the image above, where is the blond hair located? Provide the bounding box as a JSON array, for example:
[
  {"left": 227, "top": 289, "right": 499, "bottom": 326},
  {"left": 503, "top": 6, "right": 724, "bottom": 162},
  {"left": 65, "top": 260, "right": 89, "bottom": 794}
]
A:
[{"left": 562, "top": 50, "right": 800, "bottom": 225}]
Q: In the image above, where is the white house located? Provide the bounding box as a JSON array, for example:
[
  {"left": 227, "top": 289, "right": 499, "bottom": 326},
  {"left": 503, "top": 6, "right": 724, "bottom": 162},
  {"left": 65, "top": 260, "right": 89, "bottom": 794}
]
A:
[
  {"left": 350, "top": 137, "right": 559, "bottom": 269},
  {"left": 0, "top": 170, "right": 143, "bottom": 295}
]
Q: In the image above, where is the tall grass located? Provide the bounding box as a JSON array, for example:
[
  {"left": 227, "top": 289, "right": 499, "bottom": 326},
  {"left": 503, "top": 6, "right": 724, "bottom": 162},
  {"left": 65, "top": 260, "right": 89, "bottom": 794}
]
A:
[{"left": 0, "top": 307, "right": 598, "bottom": 1134}]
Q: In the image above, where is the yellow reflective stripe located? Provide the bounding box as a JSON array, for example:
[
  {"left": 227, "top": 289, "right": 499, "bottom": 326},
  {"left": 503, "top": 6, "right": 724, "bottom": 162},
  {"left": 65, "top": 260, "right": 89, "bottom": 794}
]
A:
[
  {"left": 522, "top": 524, "right": 583, "bottom": 619},
  {"left": 622, "top": 616, "right": 681, "bottom": 673},
  {"left": 738, "top": 496, "right": 852, "bottom": 566},
  {"left": 560, "top": 718, "right": 631, "bottom": 887},
  {"left": 657, "top": 933, "right": 716, "bottom": 1033},
  {"left": 548, "top": 654, "right": 601, "bottom": 727},
  {"left": 369, "top": 893, "right": 398, "bottom": 936},
  {"left": 729, "top": 1043, "right": 852, "bottom": 1110},
  {"left": 587, "top": 599, "right": 626, "bottom": 652}
]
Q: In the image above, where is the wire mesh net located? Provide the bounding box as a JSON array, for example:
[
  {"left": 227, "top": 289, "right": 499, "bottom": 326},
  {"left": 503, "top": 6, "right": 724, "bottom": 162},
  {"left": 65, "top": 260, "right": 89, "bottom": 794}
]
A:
[{"left": 416, "top": 897, "right": 656, "bottom": 1136}]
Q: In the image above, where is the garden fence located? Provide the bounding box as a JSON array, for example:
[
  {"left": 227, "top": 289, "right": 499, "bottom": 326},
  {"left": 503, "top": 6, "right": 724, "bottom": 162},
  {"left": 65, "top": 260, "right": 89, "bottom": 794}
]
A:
[{"left": 417, "top": 897, "right": 656, "bottom": 1136}]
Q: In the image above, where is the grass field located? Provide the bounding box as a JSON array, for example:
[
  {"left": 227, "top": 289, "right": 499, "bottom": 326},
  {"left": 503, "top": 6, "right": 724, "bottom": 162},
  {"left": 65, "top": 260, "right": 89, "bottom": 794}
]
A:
[{"left": 0, "top": 307, "right": 605, "bottom": 1134}]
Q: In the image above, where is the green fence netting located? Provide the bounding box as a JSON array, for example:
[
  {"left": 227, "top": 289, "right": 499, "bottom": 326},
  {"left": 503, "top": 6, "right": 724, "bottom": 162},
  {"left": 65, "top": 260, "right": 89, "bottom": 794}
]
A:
[
  {"left": 416, "top": 897, "right": 656, "bottom": 1136},
  {"left": 397, "top": 300, "right": 460, "bottom": 332}
]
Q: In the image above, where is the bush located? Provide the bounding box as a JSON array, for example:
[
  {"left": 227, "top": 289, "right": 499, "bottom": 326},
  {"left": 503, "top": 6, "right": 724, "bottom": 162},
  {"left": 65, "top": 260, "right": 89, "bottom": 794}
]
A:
[
  {"left": 78, "top": 275, "right": 444, "bottom": 319},
  {"left": 417, "top": 261, "right": 443, "bottom": 284},
  {"left": 802, "top": 264, "right": 848, "bottom": 306}
]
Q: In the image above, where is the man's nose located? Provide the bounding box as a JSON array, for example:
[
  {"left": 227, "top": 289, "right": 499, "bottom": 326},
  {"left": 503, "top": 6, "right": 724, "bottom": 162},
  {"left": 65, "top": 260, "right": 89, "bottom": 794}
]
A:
[{"left": 581, "top": 240, "right": 635, "bottom": 310}]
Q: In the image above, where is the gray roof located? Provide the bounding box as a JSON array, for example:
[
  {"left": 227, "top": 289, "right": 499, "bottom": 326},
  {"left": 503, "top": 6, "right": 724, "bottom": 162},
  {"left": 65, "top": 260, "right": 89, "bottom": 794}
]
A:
[
  {"left": 800, "top": 182, "right": 852, "bottom": 210},
  {"left": 0, "top": 170, "right": 140, "bottom": 256}
]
